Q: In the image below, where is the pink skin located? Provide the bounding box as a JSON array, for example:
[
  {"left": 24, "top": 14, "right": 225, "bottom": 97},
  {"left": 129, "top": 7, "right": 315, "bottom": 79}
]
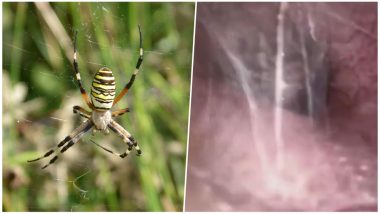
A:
[{"left": 186, "top": 3, "right": 377, "bottom": 211}]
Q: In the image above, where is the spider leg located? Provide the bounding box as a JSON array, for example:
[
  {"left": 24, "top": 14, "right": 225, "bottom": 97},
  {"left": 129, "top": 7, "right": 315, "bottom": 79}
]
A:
[
  {"left": 28, "top": 120, "right": 93, "bottom": 169},
  {"left": 108, "top": 120, "right": 142, "bottom": 157},
  {"left": 111, "top": 108, "right": 130, "bottom": 117},
  {"left": 113, "top": 25, "right": 143, "bottom": 106},
  {"left": 73, "top": 105, "right": 91, "bottom": 119},
  {"left": 89, "top": 139, "right": 132, "bottom": 158},
  {"left": 73, "top": 31, "right": 94, "bottom": 110}
]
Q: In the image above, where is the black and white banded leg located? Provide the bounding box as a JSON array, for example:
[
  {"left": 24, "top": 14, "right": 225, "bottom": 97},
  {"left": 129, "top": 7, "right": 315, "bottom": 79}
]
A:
[
  {"left": 28, "top": 120, "right": 93, "bottom": 169},
  {"left": 89, "top": 139, "right": 133, "bottom": 158},
  {"left": 108, "top": 120, "right": 142, "bottom": 157},
  {"left": 73, "top": 31, "right": 94, "bottom": 110},
  {"left": 113, "top": 25, "right": 144, "bottom": 106},
  {"left": 111, "top": 108, "right": 130, "bottom": 117},
  {"left": 73, "top": 105, "right": 91, "bottom": 119}
]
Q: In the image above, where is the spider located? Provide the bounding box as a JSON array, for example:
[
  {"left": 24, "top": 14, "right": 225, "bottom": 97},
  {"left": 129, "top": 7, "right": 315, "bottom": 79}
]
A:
[{"left": 28, "top": 26, "right": 144, "bottom": 169}]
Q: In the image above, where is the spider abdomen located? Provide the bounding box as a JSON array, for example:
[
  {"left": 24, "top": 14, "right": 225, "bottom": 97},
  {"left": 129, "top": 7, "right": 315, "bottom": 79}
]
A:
[{"left": 91, "top": 67, "right": 116, "bottom": 110}]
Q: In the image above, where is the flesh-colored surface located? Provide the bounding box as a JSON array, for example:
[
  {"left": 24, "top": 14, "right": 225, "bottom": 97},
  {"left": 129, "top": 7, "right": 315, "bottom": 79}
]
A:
[{"left": 186, "top": 3, "right": 377, "bottom": 211}]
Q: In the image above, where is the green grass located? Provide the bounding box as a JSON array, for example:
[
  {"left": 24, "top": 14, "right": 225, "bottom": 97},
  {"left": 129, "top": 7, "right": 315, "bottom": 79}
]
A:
[{"left": 3, "top": 2, "right": 194, "bottom": 211}]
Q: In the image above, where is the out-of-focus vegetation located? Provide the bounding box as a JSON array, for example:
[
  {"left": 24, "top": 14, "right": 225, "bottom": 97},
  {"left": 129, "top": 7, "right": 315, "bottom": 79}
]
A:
[{"left": 3, "top": 2, "right": 194, "bottom": 211}]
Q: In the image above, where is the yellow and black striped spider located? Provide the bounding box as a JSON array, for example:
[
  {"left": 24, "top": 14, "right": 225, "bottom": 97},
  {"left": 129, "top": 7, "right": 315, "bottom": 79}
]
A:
[{"left": 28, "top": 26, "right": 144, "bottom": 169}]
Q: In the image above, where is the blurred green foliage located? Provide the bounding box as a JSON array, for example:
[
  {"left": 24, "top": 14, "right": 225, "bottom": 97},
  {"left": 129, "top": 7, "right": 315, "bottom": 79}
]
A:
[{"left": 3, "top": 2, "right": 194, "bottom": 211}]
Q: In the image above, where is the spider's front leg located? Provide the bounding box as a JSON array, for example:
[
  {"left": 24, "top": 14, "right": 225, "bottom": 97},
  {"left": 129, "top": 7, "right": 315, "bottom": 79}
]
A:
[
  {"left": 89, "top": 139, "right": 131, "bottom": 158},
  {"left": 28, "top": 120, "right": 93, "bottom": 169},
  {"left": 87, "top": 118, "right": 139, "bottom": 159},
  {"left": 108, "top": 120, "right": 142, "bottom": 157}
]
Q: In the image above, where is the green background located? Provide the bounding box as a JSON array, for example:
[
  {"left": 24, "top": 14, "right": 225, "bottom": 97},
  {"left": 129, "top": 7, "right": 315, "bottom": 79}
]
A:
[{"left": 3, "top": 2, "right": 194, "bottom": 211}]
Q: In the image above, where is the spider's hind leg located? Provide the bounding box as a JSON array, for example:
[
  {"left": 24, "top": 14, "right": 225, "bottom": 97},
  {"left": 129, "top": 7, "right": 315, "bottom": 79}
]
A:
[
  {"left": 112, "top": 25, "right": 144, "bottom": 106},
  {"left": 72, "top": 31, "right": 94, "bottom": 110}
]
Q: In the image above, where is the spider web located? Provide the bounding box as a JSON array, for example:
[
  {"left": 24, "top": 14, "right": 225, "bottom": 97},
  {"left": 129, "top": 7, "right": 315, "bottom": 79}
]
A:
[{"left": 3, "top": 2, "right": 192, "bottom": 211}]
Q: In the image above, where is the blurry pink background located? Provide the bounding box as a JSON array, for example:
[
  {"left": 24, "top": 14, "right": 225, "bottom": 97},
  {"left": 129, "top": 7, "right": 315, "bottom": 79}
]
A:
[{"left": 185, "top": 2, "right": 377, "bottom": 211}]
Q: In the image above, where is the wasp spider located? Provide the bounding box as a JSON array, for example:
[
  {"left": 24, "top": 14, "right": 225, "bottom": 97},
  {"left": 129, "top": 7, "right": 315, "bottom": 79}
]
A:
[{"left": 28, "top": 26, "right": 144, "bottom": 169}]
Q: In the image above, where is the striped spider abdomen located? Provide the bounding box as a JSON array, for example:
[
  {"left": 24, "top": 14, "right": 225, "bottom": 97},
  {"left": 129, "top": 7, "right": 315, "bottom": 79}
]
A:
[{"left": 90, "top": 67, "right": 116, "bottom": 111}]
